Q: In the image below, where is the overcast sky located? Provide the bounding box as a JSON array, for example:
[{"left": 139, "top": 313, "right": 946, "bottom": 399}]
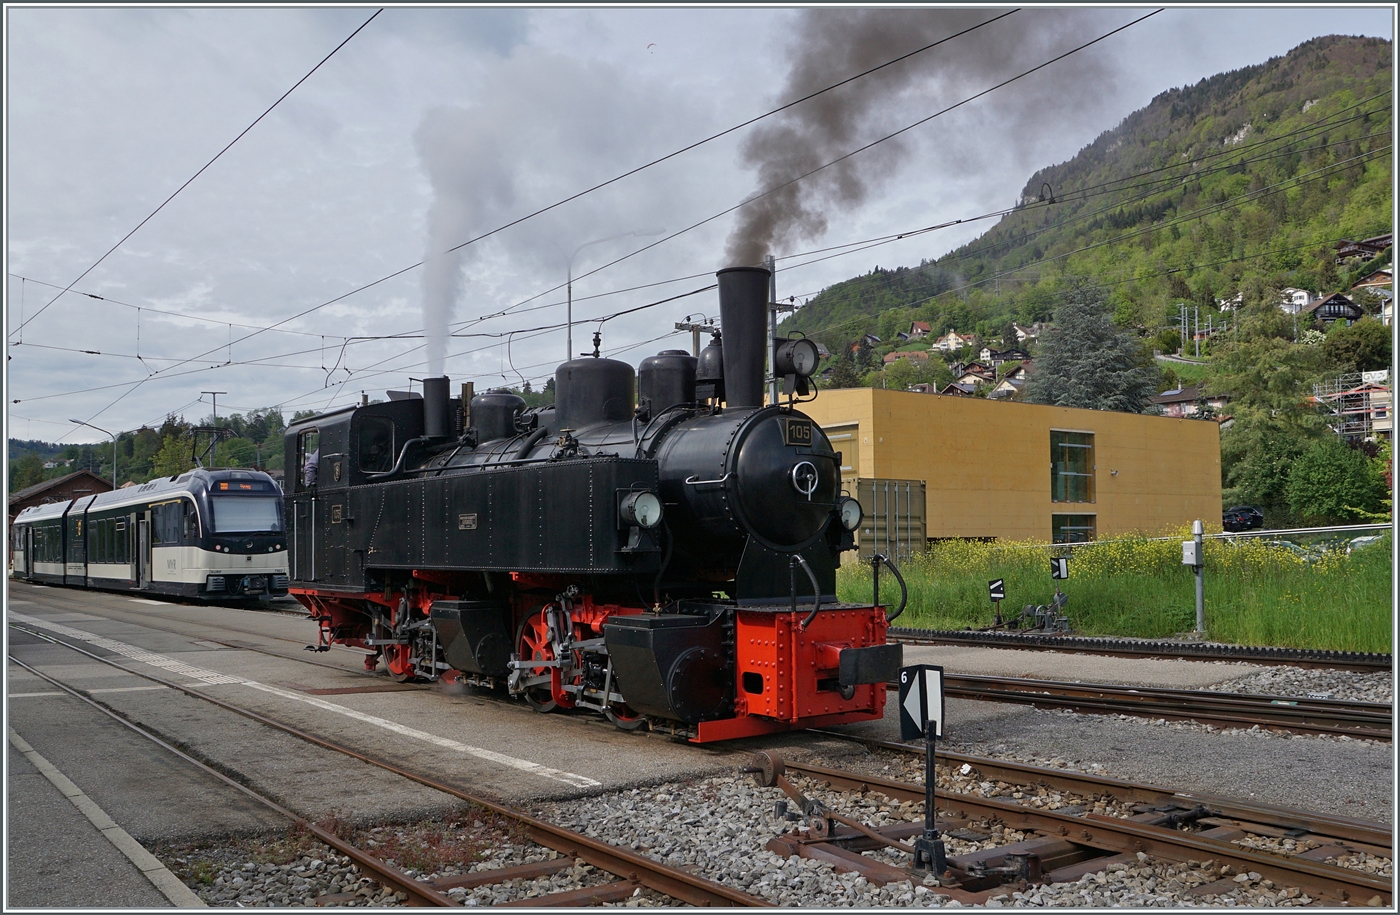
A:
[{"left": 5, "top": 5, "right": 1393, "bottom": 447}]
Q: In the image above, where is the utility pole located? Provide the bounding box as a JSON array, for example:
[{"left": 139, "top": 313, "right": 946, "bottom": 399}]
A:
[
  {"left": 674, "top": 317, "right": 717, "bottom": 356},
  {"left": 69, "top": 419, "right": 117, "bottom": 490},
  {"left": 565, "top": 229, "right": 665, "bottom": 362},
  {"left": 1193, "top": 307, "right": 1200, "bottom": 359},
  {"left": 202, "top": 391, "right": 226, "bottom": 468}
]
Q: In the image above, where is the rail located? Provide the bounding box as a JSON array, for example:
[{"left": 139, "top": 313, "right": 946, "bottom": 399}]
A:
[
  {"left": 758, "top": 752, "right": 1391, "bottom": 906},
  {"left": 906, "top": 675, "right": 1392, "bottom": 740},
  {"left": 9, "top": 623, "right": 767, "bottom": 908},
  {"left": 891, "top": 628, "right": 1393, "bottom": 671}
]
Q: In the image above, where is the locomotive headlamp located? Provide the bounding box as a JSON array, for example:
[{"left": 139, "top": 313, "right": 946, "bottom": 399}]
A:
[
  {"left": 837, "top": 496, "right": 863, "bottom": 531},
  {"left": 620, "top": 491, "right": 664, "bottom": 529},
  {"left": 774, "top": 338, "right": 821, "bottom": 378}
]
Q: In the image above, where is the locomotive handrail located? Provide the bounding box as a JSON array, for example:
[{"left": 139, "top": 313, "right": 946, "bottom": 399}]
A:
[
  {"left": 363, "top": 435, "right": 430, "bottom": 480},
  {"left": 794, "top": 553, "right": 823, "bottom": 629},
  {"left": 683, "top": 472, "right": 731, "bottom": 487},
  {"left": 873, "top": 553, "right": 908, "bottom": 624}
]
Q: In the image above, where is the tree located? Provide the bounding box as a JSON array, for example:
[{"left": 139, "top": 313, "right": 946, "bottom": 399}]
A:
[
  {"left": 10, "top": 453, "right": 46, "bottom": 491},
  {"left": 152, "top": 434, "right": 195, "bottom": 478},
  {"left": 1321, "top": 318, "right": 1392, "bottom": 374},
  {"left": 1024, "top": 277, "right": 1160, "bottom": 412},
  {"left": 1285, "top": 437, "right": 1386, "bottom": 523},
  {"left": 823, "top": 356, "right": 862, "bottom": 389}
]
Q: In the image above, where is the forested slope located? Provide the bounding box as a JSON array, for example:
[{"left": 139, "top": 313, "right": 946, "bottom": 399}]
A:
[{"left": 784, "top": 35, "right": 1392, "bottom": 353}]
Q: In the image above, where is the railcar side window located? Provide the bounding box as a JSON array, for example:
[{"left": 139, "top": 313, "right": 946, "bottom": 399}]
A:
[
  {"left": 153, "top": 502, "right": 183, "bottom": 545},
  {"left": 358, "top": 417, "right": 395, "bottom": 473},
  {"left": 184, "top": 502, "right": 200, "bottom": 540}
]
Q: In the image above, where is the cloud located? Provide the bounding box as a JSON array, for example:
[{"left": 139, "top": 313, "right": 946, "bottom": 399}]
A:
[{"left": 4, "top": 7, "right": 1391, "bottom": 440}]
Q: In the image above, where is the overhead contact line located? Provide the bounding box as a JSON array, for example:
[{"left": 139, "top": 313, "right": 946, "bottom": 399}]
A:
[{"left": 10, "top": 9, "right": 383, "bottom": 341}]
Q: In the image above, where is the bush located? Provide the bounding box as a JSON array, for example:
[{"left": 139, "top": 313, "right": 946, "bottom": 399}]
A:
[{"left": 1285, "top": 437, "right": 1387, "bottom": 523}]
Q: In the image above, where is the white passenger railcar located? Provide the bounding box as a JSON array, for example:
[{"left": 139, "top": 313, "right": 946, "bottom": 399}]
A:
[{"left": 11, "top": 468, "right": 289, "bottom": 600}]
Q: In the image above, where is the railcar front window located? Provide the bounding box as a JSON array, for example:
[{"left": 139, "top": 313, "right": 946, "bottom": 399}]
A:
[{"left": 211, "top": 497, "right": 283, "bottom": 533}]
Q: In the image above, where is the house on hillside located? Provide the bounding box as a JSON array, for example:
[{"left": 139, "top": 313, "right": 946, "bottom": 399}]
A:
[
  {"left": 1011, "top": 323, "right": 1042, "bottom": 344},
  {"left": 1216, "top": 292, "right": 1244, "bottom": 311},
  {"left": 908, "top": 321, "right": 932, "bottom": 339},
  {"left": 948, "top": 360, "right": 994, "bottom": 384},
  {"left": 940, "top": 382, "right": 977, "bottom": 396},
  {"left": 932, "top": 330, "right": 976, "bottom": 353},
  {"left": 883, "top": 350, "right": 930, "bottom": 366},
  {"left": 1279, "top": 288, "right": 1313, "bottom": 314},
  {"left": 1335, "top": 233, "right": 1392, "bottom": 263},
  {"left": 988, "top": 361, "right": 1034, "bottom": 401},
  {"left": 1303, "top": 293, "right": 1364, "bottom": 327},
  {"left": 1150, "top": 385, "right": 1231, "bottom": 418},
  {"left": 1312, "top": 372, "right": 1392, "bottom": 441},
  {"left": 978, "top": 346, "right": 1030, "bottom": 366},
  {"left": 1351, "top": 268, "right": 1392, "bottom": 293}
]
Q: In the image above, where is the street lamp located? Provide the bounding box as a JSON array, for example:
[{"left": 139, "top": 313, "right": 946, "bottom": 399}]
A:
[
  {"left": 566, "top": 228, "right": 666, "bottom": 361},
  {"left": 69, "top": 419, "right": 117, "bottom": 490}
]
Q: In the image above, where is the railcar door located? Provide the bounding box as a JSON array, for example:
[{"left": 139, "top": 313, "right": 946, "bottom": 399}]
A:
[
  {"left": 23, "top": 528, "right": 33, "bottom": 577},
  {"left": 138, "top": 512, "right": 152, "bottom": 588}
]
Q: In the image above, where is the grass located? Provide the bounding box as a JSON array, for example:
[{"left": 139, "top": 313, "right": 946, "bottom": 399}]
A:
[
  {"left": 840, "top": 532, "right": 1393, "bottom": 653},
  {"left": 1156, "top": 357, "right": 1211, "bottom": 386}
]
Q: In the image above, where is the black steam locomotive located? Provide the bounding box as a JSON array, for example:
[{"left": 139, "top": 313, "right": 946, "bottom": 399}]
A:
[{"left": 285, "top": 266, "right": 902, "bottom": 742}]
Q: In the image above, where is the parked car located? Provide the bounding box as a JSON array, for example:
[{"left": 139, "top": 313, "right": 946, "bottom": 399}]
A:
[
  {"left": 1347, "top": 534, "right": 1386, "bottom": 554},
  {"left": 1222, "top": 505, "right": 1264, "bottom": 532}
]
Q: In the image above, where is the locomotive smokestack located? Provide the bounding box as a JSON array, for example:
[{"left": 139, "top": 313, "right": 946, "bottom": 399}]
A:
[
  {"left": 716, "top": 266, "right": 770, "bottom": 409},
  {"left": 423, "top": 375, "right": 451, "bottom": 440}
]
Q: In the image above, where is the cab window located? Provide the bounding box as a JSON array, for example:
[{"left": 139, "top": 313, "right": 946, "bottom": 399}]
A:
[
  {"left": 298, "top": 430, "right": 320, "bottom": 490},
  {"left": 359, "top": 417, "right": 395, "bottom": 473}
]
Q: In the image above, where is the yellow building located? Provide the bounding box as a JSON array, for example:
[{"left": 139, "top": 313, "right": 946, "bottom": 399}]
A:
[{"left": 802, "top": 388, "right": 1222, "bottom": 542}]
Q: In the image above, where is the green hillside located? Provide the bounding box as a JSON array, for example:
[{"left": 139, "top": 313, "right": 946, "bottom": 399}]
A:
[{"left": 785, "top": 35, "right": 1392, "bottom": 355}]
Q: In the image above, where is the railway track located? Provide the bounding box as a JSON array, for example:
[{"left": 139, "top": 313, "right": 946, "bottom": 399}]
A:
[
  {"left": 8, "top": 624, "right": 763, "bottom": 908},
  {"left": 925, "top": 674, "right": 1393, "bottom": 740},
  {"left": 893, "top": 627, "right": 1393, "bottom": 672},
  {"left": 752, "top": 749, "right": 1392, "bottom": 906},
  {"left": 20, "top": 586, "right": 1391, "bottom": 742}
]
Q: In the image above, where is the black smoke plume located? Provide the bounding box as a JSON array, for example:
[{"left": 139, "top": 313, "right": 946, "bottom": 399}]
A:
[{"left": 724, "top": 8, "right": 1118, "bottom": 267}]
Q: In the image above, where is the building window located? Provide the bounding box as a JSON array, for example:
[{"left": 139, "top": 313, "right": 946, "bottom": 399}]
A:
[
  {"left": 1052, "top": 514, "right": 1096, "bottom": 543},
  {"left": 1051, "top": 431, "right": 1095, "bottom": 503}
]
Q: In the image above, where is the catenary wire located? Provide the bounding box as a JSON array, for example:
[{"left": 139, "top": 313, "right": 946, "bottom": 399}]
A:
[{"left": 11, "top": 9, "right": 383, "bottom": 342}]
